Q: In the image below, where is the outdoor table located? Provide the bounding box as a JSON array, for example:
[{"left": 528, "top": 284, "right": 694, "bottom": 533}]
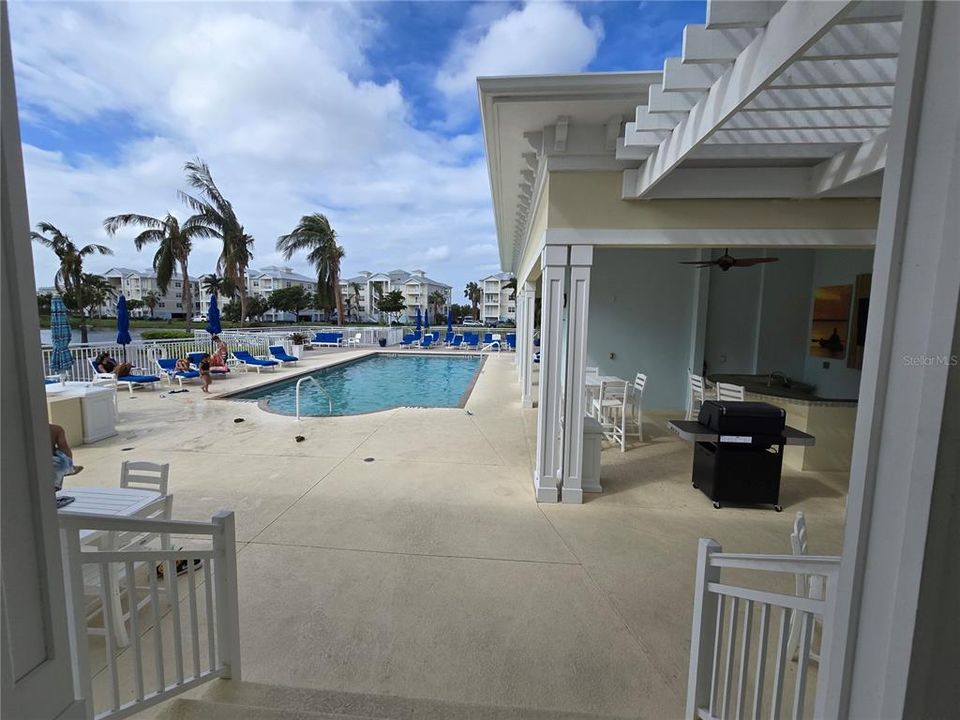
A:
[{"left": 58, "top": 486, "right": 165, "bottom": 646}]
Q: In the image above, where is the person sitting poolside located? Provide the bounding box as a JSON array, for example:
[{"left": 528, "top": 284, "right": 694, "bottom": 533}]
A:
[
  {"left": 50, "top": 423, "right": 82, "bottom": 486},
  {"left": 95, "top": 351, "right": 133, "bottom": 378},
  {"left": 174, "top": 357, "right": 191, "bottom": 373}
]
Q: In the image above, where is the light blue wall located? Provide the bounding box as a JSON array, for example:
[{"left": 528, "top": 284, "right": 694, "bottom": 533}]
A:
[
  {"left": 587, "top": 248, "right": 700, "bottom": 410},
  {"left": 703, "top": 248, "right": 874, "bottom": 399},
  {"left": 802, "top": 250, "right": 875, "bottom": 398}
]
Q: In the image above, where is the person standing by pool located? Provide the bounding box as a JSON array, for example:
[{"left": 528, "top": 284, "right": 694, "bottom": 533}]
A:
[{"left": 198, "top": 353, "right": 212, "bottom": 393}]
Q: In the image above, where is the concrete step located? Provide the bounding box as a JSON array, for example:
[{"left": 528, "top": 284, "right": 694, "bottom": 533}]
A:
[{"left": 153, "top": 679, "right": 626, "bottom": 720}]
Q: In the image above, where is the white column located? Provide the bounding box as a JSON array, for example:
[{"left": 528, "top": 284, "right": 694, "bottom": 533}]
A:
[
  {"left": 520, "top": 282, "right": 536, "bottom": 409},
  {"left": 514, "top": 291, "right": 524, "bottom": 376},
  {"left": 533, "top": 247, "right": 567, "bottom": 503},
  {"left": 561, "top": 245, "right": 593, "bottom": 504},
  {"left": 822, "top": 2, "right": 960, "bottom": 718}
]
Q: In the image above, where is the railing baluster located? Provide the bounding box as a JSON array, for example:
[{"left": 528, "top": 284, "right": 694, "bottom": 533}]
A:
[
  {"left": 148, "top": 564, "right": 165, "bottom": 693},
  {"left": 187, "top": 558, "right": 201, "bottom": 680},
  {"left": 99, "top": 562, "right": 121, "bottom": 712},
  {"left": 792, "top": 612, "right": 814, "bottom": 720},
  {"left": 709, "top": 594, "right": 727, "bottom": 717},
  {"left": 722, "top": 597, "right": 740, "bottom": 720},
  {"left": 735, "top": 599, "right": 753, "bottom": 720},
  {"left": 204, "top": 560, "right": 217, "bottom": 670},
  {"left": 165, "top": 558, "right": 184, "bottom": 685},
  {"left": 770, "top": 607, "right": 791, "bottom": 720},
  {"left": 126, "top": 560, "right": 145, "bottom": 702},
  {"left": 751, "top": 603, "right": 770, "bottom": 720}
]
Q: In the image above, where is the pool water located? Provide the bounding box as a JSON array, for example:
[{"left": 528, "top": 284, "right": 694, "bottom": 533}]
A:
[{"left": 231, "top": 354, "right": 484, "bottom": 416}]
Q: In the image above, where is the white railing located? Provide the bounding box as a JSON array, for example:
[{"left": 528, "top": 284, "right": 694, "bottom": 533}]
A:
[
  {"left": 41, "top": 336, "right": 270, "bottom": 381},
  {"left": 60, "top": 512, "right": 240, "bottom": 720},
  {"left": 215, "top": 325, "right": 405, "bottom": 348},
  {"left": 686, "top": 539, "right": 840, "bottom": 720},
  {"left": 295, "top": 375, "right": 333, "bottom": 419}
]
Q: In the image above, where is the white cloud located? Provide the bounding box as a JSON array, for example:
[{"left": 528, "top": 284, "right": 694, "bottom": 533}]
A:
[
  {"left": 10, "top": 1, "right": 500, "bottom": 299},
  {"left": 435, "top": 2, "right": 603, "bottom": 125}
]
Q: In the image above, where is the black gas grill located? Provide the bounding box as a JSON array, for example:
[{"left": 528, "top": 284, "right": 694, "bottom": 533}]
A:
[{"left": 691, "top": 401, "right": 787, "bottom": 510}]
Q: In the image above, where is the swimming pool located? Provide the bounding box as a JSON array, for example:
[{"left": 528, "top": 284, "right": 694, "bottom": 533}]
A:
[{"left": 229, "top": 353, "right": 485, "bottom": 416}]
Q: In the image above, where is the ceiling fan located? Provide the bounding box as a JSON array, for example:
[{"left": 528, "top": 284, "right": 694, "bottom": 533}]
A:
[{"left": 680, "top": 249, "right": 779, "bottom": 272}]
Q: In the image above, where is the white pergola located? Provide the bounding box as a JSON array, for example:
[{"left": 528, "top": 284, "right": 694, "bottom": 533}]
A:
[
  {"left": 480, "top": 2, "right": 958, "bottom": 717},
  {"left": 620, "top": 0, "right": 902, "bottom": 200}
]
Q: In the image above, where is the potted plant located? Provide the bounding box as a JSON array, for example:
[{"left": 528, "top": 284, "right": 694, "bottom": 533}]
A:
[{"left": 290, "top": 333, "right": 307, "bottom": 358}]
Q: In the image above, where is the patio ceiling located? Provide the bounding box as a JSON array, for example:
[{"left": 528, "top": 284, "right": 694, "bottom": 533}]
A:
[{"left": 621, "top": 0, "right": 904, "bottom": 198}]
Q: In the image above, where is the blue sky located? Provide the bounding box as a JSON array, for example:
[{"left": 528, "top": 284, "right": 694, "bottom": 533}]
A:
[{"left": 12, "top": 1, "right": 704, "bottom": 298}]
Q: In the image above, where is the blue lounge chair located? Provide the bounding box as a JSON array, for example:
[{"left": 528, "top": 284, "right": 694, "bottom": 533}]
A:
[
  {"left": 444, "top": 332, "right": 456, "bottom": 345},
  {"left": 399, "top": 331, "right": 421, "bottom": 348},
  {"left": 506, "top": 334, "right": 516, "bottom": 351},
  {"left": 483, "top": 333, "right": 494, "bottom": 344},
  {"left": 419, "top": 336, "right": 434, "bottom": 349},
  {"left": 449, "top": 335, "right": 464, "bottom": 349},
  {"left": 233, "top": 350, "right": 278, "bottom": 373},
  {"left": 269, "top": 345, "right": 299, "bottom": 365},
  {"left": 463, "top": 333, "right": 480, "bottom": 349},
  {"left": 88, "top": 358, "right": 161, "bottom": 396},
  {"left": 156, "top": 358, "right": 201, "bottom": 387}
]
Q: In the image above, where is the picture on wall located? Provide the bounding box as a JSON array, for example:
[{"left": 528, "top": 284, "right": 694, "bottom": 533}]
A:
[
  {"left": 810, "top": 284, "right": 853, "bottom": 358},
  {"left": 848, "top": 274, "right": 872, "bottom": 369}
]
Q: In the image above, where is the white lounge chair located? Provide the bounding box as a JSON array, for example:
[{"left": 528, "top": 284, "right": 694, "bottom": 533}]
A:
[{"left": 347, "top": 332, "right": 362, "bottom": 347}]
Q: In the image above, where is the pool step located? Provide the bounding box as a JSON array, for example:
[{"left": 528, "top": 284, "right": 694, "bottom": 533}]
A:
[{"left": 149, "top": 679, "right": 624, "bottom": 720}]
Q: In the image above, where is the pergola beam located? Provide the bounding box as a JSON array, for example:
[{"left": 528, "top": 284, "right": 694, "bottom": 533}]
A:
[
  {"left": 770, "top": 58, "right": 898, "bottom": 89},
  {"left": 745, "top": 85, "right": 895, "bottom": 110},
  {"left": 810, "top": 130, "right": 887, "bottom": 194},
  {"left": 647, "top": 84, "right": 701, "bottom": 113},
  {"left": 708, "top": 127, "right": 883, "bottom": 145},
  {"left": 625, "top": 0, "right": 858, "bottom": 198},
  {"left": 662, "top": 58, "right": 725, "bottom": 92},
  {"left": 725, "top": 107, "right": 892, "bottom": 129},
  {"left": 706, "top": 0, "right": 902, "bottom": 29}
]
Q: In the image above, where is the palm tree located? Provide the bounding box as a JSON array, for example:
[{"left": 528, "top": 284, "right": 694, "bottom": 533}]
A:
[
  {"left": 103, "top": 212, "right": 212, "bottom": 328},
  {"left": 276, "top": 213, "right": 346, "bottom": 326},
  {"left": 503, "top": 276, "right": 517, "bottom": 300},
  {"left": 179, "top": 158, "right": 253, "bottom": 324},
  {"left": 464, "top": 281, "right": 481, "bottom": 320},
  {"left": 429, "top": 289, "right": 447, "bottom": 324},
  {"left": 350, "top": 282, "right": 363, "bottom": 322},
  {"left": 372, "top": 283, "right": 385, "bottom": 324},
  {"left": 30, "top": 222, "right": 113, "bottom": 342},
  {"left": 143, "top": 291, "right": 159, "bottom": 319},
  {"left": 72, "top": 273, "right": 116, "bottom": 319}
]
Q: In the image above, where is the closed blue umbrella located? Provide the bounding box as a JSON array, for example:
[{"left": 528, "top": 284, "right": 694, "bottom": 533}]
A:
[
  {"left": 423, "top": 306, "right": 430, "bottom": 329},
  {"left": 446, "top": 308, "right": 453, "bottom": 334},
  {"left": 116, "top": 294, "right": 131, "bottom": 359},
  {"left": 206, "top": 294, "right": 222, "bottom": 335},
  {"left": 415, "top": 307, "right": 422, "bottom": 332},
  {"left": 49, "top": 294, "right": 74, "bottom": 379}
]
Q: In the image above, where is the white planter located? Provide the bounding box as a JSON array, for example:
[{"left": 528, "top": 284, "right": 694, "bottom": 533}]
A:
[{"left": 291, "top": 344, "right": 304, "bottom": 358}]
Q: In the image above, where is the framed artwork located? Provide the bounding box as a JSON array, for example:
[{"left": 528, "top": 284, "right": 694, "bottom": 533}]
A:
[{"left": 810, "top": 284, "right": 852, "bottom": 358}]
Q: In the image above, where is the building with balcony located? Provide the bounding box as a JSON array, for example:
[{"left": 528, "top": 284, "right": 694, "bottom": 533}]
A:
[
  {"left": 247, "top": 266, "right": 320, "bottom": 323},
  {"left": 479, "top": 272, "right": 516, "bottom": 324},
  {"left": 97, "top": 267, "right": 201, "bottom": 320},
  {"left": 341, "top": 269, "right": 451, "bottom": 324}
]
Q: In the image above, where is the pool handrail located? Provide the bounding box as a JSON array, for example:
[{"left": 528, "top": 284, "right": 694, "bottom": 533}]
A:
[{"left": 295, "top": 375, "right": 334, "bottom": 420}]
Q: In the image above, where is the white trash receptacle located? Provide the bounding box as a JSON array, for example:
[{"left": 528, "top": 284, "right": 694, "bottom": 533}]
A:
[{"left": 582, "top": 416, "right": 604, "bottom": 493}]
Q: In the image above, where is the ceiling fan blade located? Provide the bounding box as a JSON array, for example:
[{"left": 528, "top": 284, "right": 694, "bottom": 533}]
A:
[
  {"left": 732, "top": 257, "right": 779, "bottom": 267},
  {"left": 679, "top": 261, "right": 717, "bottom": 266}
]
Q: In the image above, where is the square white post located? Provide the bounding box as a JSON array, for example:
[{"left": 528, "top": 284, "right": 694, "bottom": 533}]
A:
[
  {"left": 515, "top": 291, "right": 524, "bottom": 377},
  {"left": 534, "top": 247, "right": 567, "bottom": 503},
  {"left": 822, "top": 2, "right": 960, "bottom": 717},
  {"left": 561, "top": 245, "right": 593, "bottom": 504},
  {"left": 520, "top": 282, "right": 536, "bottom": 409}
]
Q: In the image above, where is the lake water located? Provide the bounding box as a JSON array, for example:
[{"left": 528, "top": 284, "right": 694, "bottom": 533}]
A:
[{"left": 39, "top": 328, "right": 147, "bottom": 345}]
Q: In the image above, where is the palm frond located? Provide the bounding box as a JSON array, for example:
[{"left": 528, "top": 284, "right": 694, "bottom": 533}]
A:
[{"left": 102, "top": 213, "right": 163, "bottom": 235}]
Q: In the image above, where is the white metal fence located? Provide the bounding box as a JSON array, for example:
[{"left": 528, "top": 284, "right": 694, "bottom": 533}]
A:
[
  {"left": 686, "top": 539, "right": 839, "bottom": 720},
  {"left": 208, "top": 325, "right": 405, "bottom": 347},
  {"left": 60, "top": 511, "right": 240, "bottom": 720}
]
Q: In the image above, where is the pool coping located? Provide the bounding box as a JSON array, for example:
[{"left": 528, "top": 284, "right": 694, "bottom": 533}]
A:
[{"left": 216, "top": 348, "right": 489, "bottom": 417}]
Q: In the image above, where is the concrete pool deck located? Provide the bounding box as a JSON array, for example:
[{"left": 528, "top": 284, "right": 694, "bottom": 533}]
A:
[{"left": 68, "top": 349, "right": 847, "bottom": 718}]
